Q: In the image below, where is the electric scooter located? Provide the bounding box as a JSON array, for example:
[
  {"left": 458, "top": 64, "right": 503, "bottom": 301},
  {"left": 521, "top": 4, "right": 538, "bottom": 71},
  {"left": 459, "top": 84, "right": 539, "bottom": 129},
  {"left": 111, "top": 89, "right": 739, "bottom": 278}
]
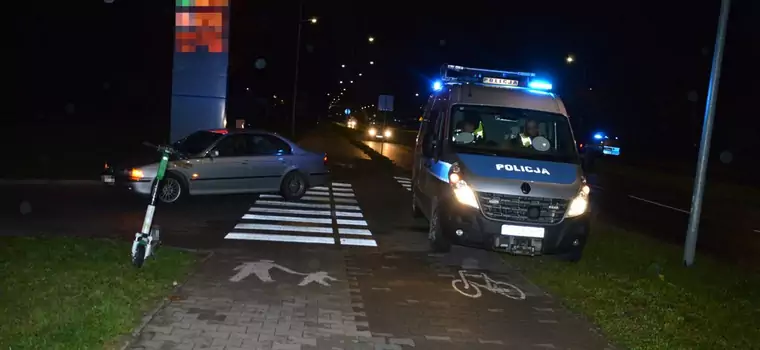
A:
[{"left": 131, "top": 142, "right": 176, "bottom": 268}]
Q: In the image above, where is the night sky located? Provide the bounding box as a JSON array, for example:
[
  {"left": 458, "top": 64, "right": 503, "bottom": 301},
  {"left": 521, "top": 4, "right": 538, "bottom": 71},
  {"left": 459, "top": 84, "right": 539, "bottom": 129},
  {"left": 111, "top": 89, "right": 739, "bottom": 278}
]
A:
[{"left": 11, "top": 0, "right": 759, "bottom": 165}]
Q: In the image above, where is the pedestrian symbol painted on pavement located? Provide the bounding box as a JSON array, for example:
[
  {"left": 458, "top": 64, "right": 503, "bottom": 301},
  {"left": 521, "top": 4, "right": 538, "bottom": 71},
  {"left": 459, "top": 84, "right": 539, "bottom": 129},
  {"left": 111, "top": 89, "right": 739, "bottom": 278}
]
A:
[{"left": 229, "top": 260, "right": 337, "bottom": 286}]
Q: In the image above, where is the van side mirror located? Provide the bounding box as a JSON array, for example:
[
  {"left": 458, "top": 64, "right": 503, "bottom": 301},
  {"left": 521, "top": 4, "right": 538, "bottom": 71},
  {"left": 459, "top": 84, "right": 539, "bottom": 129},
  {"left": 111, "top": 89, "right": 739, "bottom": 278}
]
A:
[{"left": 208, "top": 149, "right": 220, "bottom": 158}]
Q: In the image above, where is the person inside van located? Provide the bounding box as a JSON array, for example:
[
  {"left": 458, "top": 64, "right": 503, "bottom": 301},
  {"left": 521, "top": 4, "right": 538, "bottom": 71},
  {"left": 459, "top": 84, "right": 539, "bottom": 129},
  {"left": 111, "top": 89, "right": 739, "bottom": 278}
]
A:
[{"left": 514, "top": 119, "right": 542, "bottom": 148}]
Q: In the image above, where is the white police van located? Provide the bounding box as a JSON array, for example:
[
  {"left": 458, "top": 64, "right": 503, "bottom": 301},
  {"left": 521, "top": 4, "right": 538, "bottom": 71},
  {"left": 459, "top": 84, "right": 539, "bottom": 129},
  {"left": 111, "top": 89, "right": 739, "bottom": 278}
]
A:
[{"left": 411, "top": 65, "right": 591, "bottom": 261}]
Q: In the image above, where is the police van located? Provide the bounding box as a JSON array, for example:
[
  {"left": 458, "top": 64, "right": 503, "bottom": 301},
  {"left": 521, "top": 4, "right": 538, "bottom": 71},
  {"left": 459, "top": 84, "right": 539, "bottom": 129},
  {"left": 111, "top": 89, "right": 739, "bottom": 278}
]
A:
[{"left": 411, "top": 65, "right": 591, "bottom": 261}]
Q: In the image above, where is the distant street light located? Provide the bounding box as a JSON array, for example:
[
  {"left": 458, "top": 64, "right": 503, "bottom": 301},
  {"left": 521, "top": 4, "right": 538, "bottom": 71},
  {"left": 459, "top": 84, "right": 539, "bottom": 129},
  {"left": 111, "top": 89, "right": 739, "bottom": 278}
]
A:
[
  {"left": 339, "top": 80, "right": 343, "bottom": 84},
  {"left": 342, "top": 88, "right": 346, "bottom": 91},
  {"left": 309, "top": 17, "right": 317, "bottom": 24},
  {"left": 350, "top": 80, "right": 354, "bottom": 84},
  {"left": 341, "top": 64, "right": 346, "bottom": 68},
  {"left": 369, "top": 61, "right": 374, "bottom": 65},
  {"left": 566, "top": 55, "right": 574, "bottom": 63},
  {"left": 368, "top": 36, "right": 375, "bottom": 43},
  {"left": 358, "top": 73, "right": 363, "bottom": 76},
  {"left": 326, "top": 93, "right": 330, "bottom": 96},
  {"left": 415, "top": 93, "right": 419, "bottom": 96}
]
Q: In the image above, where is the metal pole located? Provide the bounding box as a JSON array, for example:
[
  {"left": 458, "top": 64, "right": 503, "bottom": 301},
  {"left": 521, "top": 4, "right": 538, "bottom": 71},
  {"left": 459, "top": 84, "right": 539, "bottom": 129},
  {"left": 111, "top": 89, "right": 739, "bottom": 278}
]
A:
[
  {"left": 684, "top": 0, "right": 731, "bottom": 267},
  {"left": 290, "top": 1, "right": 304, "bottom": 139}
]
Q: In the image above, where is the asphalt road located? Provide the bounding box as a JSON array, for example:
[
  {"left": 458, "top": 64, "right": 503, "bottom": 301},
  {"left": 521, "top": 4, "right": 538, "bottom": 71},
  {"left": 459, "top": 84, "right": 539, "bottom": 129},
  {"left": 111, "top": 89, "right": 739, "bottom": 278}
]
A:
[{"left": 1, "top": 126, "right": 616, "bottom": 349}]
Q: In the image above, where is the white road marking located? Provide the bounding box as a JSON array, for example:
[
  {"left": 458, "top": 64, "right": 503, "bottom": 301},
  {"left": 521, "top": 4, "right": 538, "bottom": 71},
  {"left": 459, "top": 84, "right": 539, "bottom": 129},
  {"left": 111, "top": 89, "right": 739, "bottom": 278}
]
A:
[
  {"left": 340, "top": 238, "right": 378, "bottom": 247},
  {"left": 305, "top": 190, "right": 330, "bottom": 196},
  {"left": 260, "top": 194, "right": 358, "bottom": 204},
  {"left": 229, "top": 260, "right": 337, "bottom": 286},
  {"left": 628, "top": 195, "right": 690, "bottom": 214},
  {"left": 225, "top": 232, "right": 334, "bottom": 245},
  {"left": 255, "top": 200, "right": 330, "bottom": 209},
  {"left": 225, "top": 182, "right": 376, "bottom": 247},
  {"left": 242, "top": 214, "right": 333, "bottom": 225},
  {"left": 394, "top": 176, "right": 413, "bottom": 191},
  {"left": 336, "top": 219, "right": 368, "bottom": 226},
  {"left": 235, "top": 223, "right": 333, "bottom": 234},
  {"left": 249, "top": 207, "right": 363, "bottom": 217},
  {"left": 338, "top": 227, "right": 373, "bottom": 236}
]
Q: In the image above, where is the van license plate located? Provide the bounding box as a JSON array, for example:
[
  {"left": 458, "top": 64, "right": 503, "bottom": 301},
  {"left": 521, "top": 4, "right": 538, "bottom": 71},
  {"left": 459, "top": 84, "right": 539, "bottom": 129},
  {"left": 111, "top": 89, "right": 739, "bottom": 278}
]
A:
[{"left": 501, "top": 225, "right": 544, "bottom": 238}]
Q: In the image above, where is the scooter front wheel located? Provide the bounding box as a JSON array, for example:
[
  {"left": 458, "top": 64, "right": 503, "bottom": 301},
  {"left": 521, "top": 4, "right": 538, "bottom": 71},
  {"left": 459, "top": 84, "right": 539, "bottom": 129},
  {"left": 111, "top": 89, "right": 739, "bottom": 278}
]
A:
[{"left": 132, "top": 243, "right": 146, "bottom": 268}]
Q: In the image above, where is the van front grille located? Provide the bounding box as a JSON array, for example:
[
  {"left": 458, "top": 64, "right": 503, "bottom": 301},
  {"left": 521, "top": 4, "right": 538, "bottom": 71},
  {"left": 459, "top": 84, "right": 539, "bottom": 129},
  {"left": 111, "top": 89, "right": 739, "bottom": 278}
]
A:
[{"left": 477, "top": 192, "right": 568, "bottom": 224}]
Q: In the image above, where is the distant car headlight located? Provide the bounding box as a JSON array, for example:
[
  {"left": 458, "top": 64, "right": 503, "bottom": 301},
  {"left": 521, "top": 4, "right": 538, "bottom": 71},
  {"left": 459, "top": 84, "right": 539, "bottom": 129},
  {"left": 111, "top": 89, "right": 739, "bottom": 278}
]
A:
[
  {"left": 384, "top": 129, "right": 392, "bottom": 137},
  {"left": 565, "top": 185, "right": 590, "bottom": 217},
  {"left": 368, "top": 128, "right": 377, "bottom": 136}
]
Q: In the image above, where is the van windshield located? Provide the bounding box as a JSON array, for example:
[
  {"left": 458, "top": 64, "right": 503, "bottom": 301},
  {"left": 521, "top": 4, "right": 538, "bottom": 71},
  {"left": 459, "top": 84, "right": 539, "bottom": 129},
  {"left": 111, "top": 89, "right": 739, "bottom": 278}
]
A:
[{"left": 449, "top": 104, "right": 579, "bottom": 164}]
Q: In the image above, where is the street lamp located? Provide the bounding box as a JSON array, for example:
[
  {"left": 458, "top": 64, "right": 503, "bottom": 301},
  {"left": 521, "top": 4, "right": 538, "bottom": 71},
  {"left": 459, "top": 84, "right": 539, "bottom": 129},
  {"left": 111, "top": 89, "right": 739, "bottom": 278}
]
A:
[
  {"left": 369, "top": 61, "right": 374, "bottom": 65},
  {"left": 339, "top": 80, "right": 343, "bottom": 84},
  {"left": 350, "top": 80, "right": 354, "bottom": 84},
  {"left": 415, "top": 93, "right": 419, "bottom": 96},
  {"left": 566, "top": 55, "right": 574, "bottom": 64},
  {"left": 290, "top": 1, "right": 317, "bottom": 138},
  {"left": 358, "top": 73, "right": 363, "bottom": 76},
  {"left": 341, "top": 64, "right": 346, "bottom": 68},
  {"left": 368, "top": 36, "right": 375, "bottom": 43}
]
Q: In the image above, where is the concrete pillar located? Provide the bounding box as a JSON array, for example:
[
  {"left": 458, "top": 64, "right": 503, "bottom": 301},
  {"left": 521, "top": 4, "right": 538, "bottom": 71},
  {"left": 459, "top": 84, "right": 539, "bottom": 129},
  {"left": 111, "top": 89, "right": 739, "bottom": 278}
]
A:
[{"left": 170, "top": 0, "right": 230, "bottom": 142}]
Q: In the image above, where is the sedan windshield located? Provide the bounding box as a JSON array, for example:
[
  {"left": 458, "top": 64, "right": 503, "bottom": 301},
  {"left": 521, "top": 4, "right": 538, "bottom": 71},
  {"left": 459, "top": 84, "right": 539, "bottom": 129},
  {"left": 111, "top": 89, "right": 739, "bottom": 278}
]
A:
[
  {"left": 173, "top": 131, "right": 225, "bottom": 155},
  {"left": 449, "top": 104, "right": 579, "bottom": 164}
]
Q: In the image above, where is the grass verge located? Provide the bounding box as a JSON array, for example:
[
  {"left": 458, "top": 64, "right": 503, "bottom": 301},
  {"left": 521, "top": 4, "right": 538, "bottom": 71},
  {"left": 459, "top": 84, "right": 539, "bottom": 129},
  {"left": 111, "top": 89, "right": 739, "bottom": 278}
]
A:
[
  {"left": 509, "top": 221, "right": 760, "bottom": 350},
  {"left": 0, "top": 236, "right": 197, "bottom": 349}
]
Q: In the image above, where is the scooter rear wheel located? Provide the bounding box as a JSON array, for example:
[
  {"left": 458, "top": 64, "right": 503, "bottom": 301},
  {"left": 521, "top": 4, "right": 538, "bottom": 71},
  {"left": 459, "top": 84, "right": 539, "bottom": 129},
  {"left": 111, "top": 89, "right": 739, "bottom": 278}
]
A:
[{"left": 132, "top": 243, "right": 146, "bottom": 268}]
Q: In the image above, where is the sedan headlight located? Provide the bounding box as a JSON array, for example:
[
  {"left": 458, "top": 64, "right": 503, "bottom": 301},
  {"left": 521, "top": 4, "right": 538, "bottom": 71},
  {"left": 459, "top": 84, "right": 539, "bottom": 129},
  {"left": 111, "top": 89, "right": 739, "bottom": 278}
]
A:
[
  {"left": 129, "top": 168, "right": 145, "bottom": 181},
  {"left": 565, "top": 185, "right": 590, "bottom": 217},
  {"left": 368, "top": 128, "right": 377, "bottom": 136},
  {"left": 448, "top": 163, "right": 479, "bottom": 209},
  {"left": 384, "top": 129, "right": 392, "bottom": 137}
]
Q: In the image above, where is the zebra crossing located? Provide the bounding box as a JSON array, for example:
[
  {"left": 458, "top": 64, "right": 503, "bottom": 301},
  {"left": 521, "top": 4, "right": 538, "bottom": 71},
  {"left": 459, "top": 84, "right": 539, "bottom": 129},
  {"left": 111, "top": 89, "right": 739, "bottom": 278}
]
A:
[
  {"left": 223, "top": 182, "right": 377, "bottom": 247},
  {"left": 394, "top": 176, "right": 411, "bottom": 191}
]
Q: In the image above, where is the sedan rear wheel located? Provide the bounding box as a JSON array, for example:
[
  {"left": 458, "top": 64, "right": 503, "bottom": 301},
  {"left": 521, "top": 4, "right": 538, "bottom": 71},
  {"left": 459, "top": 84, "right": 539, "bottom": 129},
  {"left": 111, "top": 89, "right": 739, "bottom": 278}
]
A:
[{"left": 280, "top": 171, "right": 308, "bottom": 200}]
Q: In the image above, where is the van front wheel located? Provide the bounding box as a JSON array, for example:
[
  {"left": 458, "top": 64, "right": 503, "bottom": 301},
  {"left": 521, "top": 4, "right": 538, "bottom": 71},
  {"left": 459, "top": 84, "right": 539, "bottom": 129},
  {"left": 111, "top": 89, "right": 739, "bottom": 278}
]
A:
[{"left": 429, "top": 206, "right": 451, "bottom": 253}]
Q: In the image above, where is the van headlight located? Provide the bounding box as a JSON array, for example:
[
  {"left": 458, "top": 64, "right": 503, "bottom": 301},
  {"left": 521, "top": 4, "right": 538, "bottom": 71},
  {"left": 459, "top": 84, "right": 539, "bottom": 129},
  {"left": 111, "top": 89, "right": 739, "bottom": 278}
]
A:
[
  {"left": 384, "top": 129, "right": 392, "bottom": 137},
  {"left": 448, "top": 162, "right": 479, "bottom": 209},
  {"left": 565, "top": 185, "right": 590, "bottom": 218}
]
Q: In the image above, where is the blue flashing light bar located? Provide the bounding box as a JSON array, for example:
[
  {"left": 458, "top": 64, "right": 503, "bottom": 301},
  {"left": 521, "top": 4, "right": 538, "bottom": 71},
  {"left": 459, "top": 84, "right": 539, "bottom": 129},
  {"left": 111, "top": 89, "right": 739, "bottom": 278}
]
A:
[
  {"left": 593, "top": 132, "right": 604, "bottom": 140},
  {"left": 440, "top": 64, "right": 552, "bottom": 91},
  {"left": 432, "top": 80, "right": 443, "bottom": 91}
]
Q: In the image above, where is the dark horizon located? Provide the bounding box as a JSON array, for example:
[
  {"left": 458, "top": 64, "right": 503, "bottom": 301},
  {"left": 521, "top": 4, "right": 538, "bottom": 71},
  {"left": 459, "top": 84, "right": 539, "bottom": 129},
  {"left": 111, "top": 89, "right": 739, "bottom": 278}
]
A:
[{"left": 11, "top": 0, "right": 759, "bottom": 167}]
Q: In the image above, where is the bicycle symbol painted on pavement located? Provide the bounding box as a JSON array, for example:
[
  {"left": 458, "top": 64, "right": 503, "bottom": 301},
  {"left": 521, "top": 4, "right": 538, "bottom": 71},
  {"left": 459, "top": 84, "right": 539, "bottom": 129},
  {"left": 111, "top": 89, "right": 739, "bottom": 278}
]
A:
[
  {"left": 451, "top": 270, "right": 526, "bottom": 300},
  {"left": 229, "top": 260, "right": 338, "bottom": 286}
]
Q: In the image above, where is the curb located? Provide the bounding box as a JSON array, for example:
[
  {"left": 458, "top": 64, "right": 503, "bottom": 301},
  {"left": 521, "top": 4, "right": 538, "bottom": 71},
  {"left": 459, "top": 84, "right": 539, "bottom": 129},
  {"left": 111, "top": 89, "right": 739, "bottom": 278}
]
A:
[
  {"left": 0, "top": 179, "right": 100, "bottom": 185},
  {"left": 116, "top": 249, "right": 215, "bottom": 350}
]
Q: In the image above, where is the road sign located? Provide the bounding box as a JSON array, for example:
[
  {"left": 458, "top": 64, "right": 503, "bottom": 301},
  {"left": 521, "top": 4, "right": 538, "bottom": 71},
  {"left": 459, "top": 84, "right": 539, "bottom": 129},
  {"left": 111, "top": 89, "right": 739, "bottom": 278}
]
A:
[{"left": 378, "top": 95, "right": 394, "bottom": 112}]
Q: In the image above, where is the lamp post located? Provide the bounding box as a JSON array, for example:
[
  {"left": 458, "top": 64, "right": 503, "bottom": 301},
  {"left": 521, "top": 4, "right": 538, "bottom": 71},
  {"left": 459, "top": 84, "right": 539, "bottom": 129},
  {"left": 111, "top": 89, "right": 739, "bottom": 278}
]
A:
[{"left": 290, "top": 1, "right": 316, "bottom": 138}]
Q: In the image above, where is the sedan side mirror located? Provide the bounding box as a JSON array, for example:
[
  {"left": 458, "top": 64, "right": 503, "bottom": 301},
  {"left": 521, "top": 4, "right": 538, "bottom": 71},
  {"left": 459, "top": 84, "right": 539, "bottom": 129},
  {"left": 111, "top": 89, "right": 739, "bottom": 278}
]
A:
[{"left": 208, "top": 149, "right": 220, "bottom": 158}]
